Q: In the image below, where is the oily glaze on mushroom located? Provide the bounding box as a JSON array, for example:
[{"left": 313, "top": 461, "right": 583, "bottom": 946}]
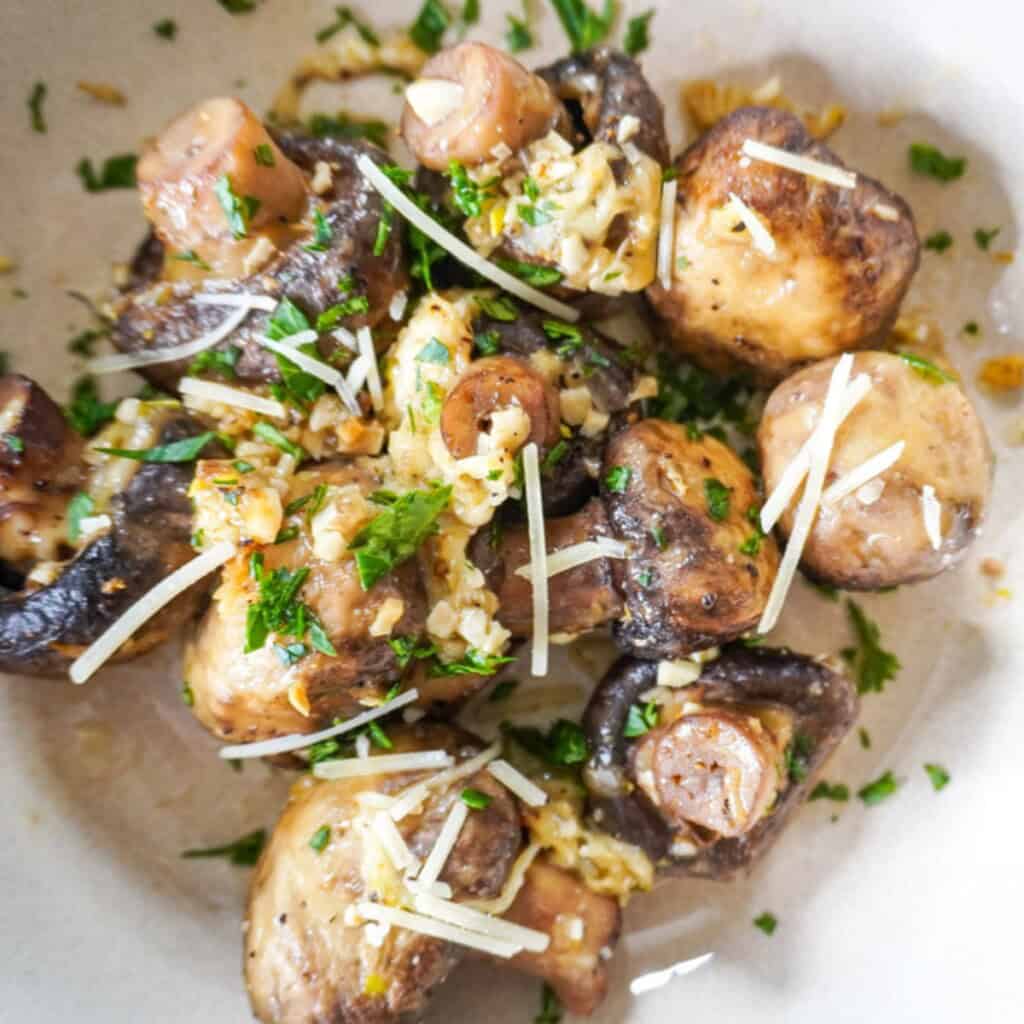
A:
[
  {"left": 758, "top": 350, "right": 992, "bottom": 588},
  {"left": 0, "top": 379, "right": 218, "bottom": 676},
  {"left": 647, "top": 106, "right": 920, "bottom": 383},
  {"left": 112, "top": 98, "right": 408, "bottom": 391},
  {"left": 581, "top": 647, "right": 858, "bottom": 877}
]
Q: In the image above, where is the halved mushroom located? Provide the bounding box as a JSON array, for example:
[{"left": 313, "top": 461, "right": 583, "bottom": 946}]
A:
[
  {"left": 647, "top": 106, "right": 920, "bottom": 383},
  {"left": 113, "top": 105, "right": 408, "bottom": 391},
  {"left": 759, "top": 351, "right": 992, "bottom": 588},
  {"left": 0, "top": 382, "right": 217, "bottom": 677},
  {"left": 185, "top": 463, "right": 428, "bottom": 743},
  {"left": 401, "top": 42, "right": 567, "bottom": 170},
  {"left": 582, "top": 647, "right": 858, "bottom": 878}
]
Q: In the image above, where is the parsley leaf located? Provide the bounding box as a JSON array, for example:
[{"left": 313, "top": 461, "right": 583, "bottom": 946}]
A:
[
  {"left": 808, "top": 780, "right": 850, "bottom": 802},
  {"left": 448, "top": 160, "right": 496, "bottom": 218},
  {"left": 309, "top": 112, "right": 389, "bottom": 148},
  {"left": 153, "top": 18, "right": 177, "bottom": 40},
  {"left": 604, "top": 465, "right": 631, "bottom": 493},
  {"left": 479, "top": 294, "right": 518, "bottom": 321},
  {"left": 495, "top": 258, "right": 563, "bottom": 286},
  {"left": 388, "top": 634, "right": 438, "bottom": 668},
  {"left": 843, "top": 599, "right": 901, "bottom": 694},
  {"left": 923, "top": 229, "right": 953, "bottom": 253},
  {"left": 896, "top": 351, "right": 955, "bottom": 385},
  {"left": 76, "top": 154, "right": 138, "bottom": 192},
  {"left": 304, "top": 209, "right": 332, "bottom": 252},
  {"left": 3, "top": 434, "right": 24, "bottom": 454},
  {"left": 316, "top": 295, "right": 369, "bottom": 331},
  {"left": 67, "top": 326, "right": 109, "bottom": 357},
  {"left": 182, "top": 828, "right": 265, "bottom": 866},
  {"left": 924, "top": 763, "right": 950, "bottom": 791},
  {"left": 428, "top": 647, "right": 515, "bottom": 677},
  {"left": 252, "top": 421, "right": 305, "bottom": 461},
  {"left": 173, "top": 249, "right": 212, "bottom": 271},
  {"left": 858, "top": 727, "right": 872, "bottom": 750},
  {"left": 348, "top": 484, "right": 452, "bottom": 590},
  {"left": 266, "top": 297, "right": 311, "bottom": 339},
  {"left": 410, "top": 0, "right": 450, "bottom": 53},
  {"left": 624, "top": 9, "right": 654, "bottom": 55},
  {"left": 908, "top": 143, "right": 966, "bottom": 183},
  {"left": 309, "top": 824, "right": 332, "bottom": 853},
  {"left": 214, "top": 174, "right": 260, "bottom": 238},
  {"left": 785, "top": 732, "right": 814, "bottom": 783},
  {"left": 28, "top": 81, "right": 47, "bottom": 133},
  {"left": 857, "top": 770, "right": 899, "bottom": 805},
  {"left": 624, "top": 701, "right": 659, "bottom": 738},
  {"left": 96, "top": 432, "right": 216, "bottom": 463},
  {"left": 67, "top": 492, "right": 95, "bottom": 543},
  {"left": 474, "top": 329, "right": 501, "bottom": 356},
  {"left": 974, "top": 226, "right": 1000, "bottom": 251},
  {"left": 753, "top": 912, "right": 777, "bottom": 935},
  {"left": 703, "top": 477, "right": 731, "bottom": 521},
  {"left": 217, "top": 0, "right": 258, "bottom": 13},
  {"left": 189, "top": 344, "right": 240, "bottom": 379},
  {"left": 506, "top": 9, "right": 533, "bottom": 51},
  {"left": 535, "top": 983, "right": 563, "bottom": 1024},
  {"left": 501, "top": 719, "right": 589, "bottom": 767},
  {"left": 253, "top": 143, "right": 275, "bottom": 167},
  {"left": 461, "top": 787, "right": 492, "bottom": 810},
  {"left": 550, "top": 0, "right": 619, "bottom": 52},
  {"left": 315, "top": 5, "right": 380, "bottom": 45},
  {"left": 64, "top": 377, "right": 118, "bottom": 436},
  {"left": 244, "top": 552, "right": 336, "bottom": 657}
]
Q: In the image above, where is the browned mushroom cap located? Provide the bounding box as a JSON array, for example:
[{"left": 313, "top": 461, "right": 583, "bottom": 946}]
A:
[
  {"left": 582, "top": 647, "right": 858, "bottom": 880},
  {"left": 0, "top": 374, "right": 84, "bottom": 571},
  {"left": 137, "top": 97, "right": 309, "bottom": 274},
  {"left": 441, "top": 355, "right": 561, "bottom": 460},
  {"left": 401, "top": 42, "right": 565, "bottom": 170},
  {"left": 245, "top": 723, "right": 523, "bottom": 1024},
  {"left": 603, "top": 419, "right": 778, "bottom": 658},
  {"left": 647, "top": 106, "right": 920, "bottom": 383},
  {"left": 470, "top": 498, "right": 623, "bottom": 640},
  {"left": 759, "top": 351, "right": 992, "bottom": 589}
]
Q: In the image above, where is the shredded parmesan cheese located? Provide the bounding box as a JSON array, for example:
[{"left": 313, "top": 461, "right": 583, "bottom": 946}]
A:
[
  {"left": 656, "top": 659, "right": 703, "bottom": 688},
  {"left": 69, "top": 541, "right": 235, "bottom": 684},
  {"left": 822, "top": 441, "right": 905, "bottom": 505},
  {"left": 741, "top": 138, "right": 857, "bottom": 189},
  {"left": 727, "top": 192, "right": 776, "bottom": 256},
  {"left": 921, "top": 484, "right": 943, "bottom": 550},
  {"left": 179, "top": 377, "right": 287, "bottom": 420},
  {"left": 521, "top": 443, "right": 549, "bottom": 676},
  {"left": 192, "top": 291, "right": 278, "bottom": 312},
  {"left": 371, "top": 811, "right": 420, "bottom": 873},
  {"left": 487, "top": 758, "right": 548, "bottom": 808},
  {"left": 513, "top": 538, "right": 628, "bottom": 580},
  {"left": 464, "top": 843, "right": 542, "bottom": 915},
  {"left": 259, "top": 334, "right": 361, "bottom": 416},
  {"left": 356, "top": 902, "right": 521, "bottom": 959},
  {"left": 312, "top": 749, "right": 454, "bottom": 780},
  {"left": 758, "top": 353, "right": 853, "bottom": 634},
  {"left": 389, "top": 290, "right": 409, "bottom": 321},
  {"left": 357, "top": 154, "right": 579, "bottom": 321},
  {"left": 219, "top": 688, "right": 419, "bottom": 759},
  {"left": 657, "top": 178, "right": 678, "bottom": 289},
  {"left": 416, "top": 800, "right": 469, "bottom": 887},
  {"left": 357, "top": 326, "right": 383, "bottom": 412},
  {"left": 412, "top": 892, "right": 550, "bottom": 953}
]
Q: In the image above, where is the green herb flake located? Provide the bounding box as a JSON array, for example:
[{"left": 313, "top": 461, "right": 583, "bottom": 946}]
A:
[
  {"left": 624, "top": 9, "right": 654, "bottom": 55},
  {"left": 67, "top": 492, "right": 96, "bottom": 543},
  {"left": 624, "top": 701, "right": 659, "bottom": 738},
  {"left": 785, "top": 732, "right": 814, "bottom": 783},
  {"left": 488, "top": 679, "right": 518, "bottom": 702},
  {"left": 808, "top": 780, "right": 850, "bottom": 802},
  {"left": 908, "top": 143, "right": 966, "bottom": 183},
  {"left": 429, "top": 647, "right": 515, "bottom": 677},
  {"left": 923, "top": 230, "right": 953, "bottom": 253},
  {"left": 367, "top": 721, "right": 392, "bottom": 749},
  {"left": 506, "top": 10, "right": 533, "bottom": 52},
  {"left": 479, "top": 294, "right": 518, "bottom": 321},
  {"left": 549, "top": 719, "right": 589, "bottom": 765},
  {"left": 703, "top": 477, "right": 732, "bottom": 521},
  {"left": 448, "top": 160, "right": 495, "bottom": 218},
  {"left": 309, "top": 111, "right": 388, "bottom": 148},
  {"left": 253, "top": 422, "right": 306, "bottom": 461},
  {"left": 309, "top": 824, "right": 332, "bottom": 853},
  {"left": 534, "top": 982, "right": 563, "bottom": 1024},
  {"left": 4, "top": 434, "right": 24, "bottom": 455},
  {"left": 753, "top": 912, "right": 778, "bottom": 936},
  {"left": 76, "top": 154, "right": 138, "bottom": 192},
  {"left": 316, "top": 5, "right": 380, "bottom": 45},
  {"left": 495, "top": 258, "right": 563, "bottom": 287},
  {"left": 858, "top": 770, "right": 899, "bottom": 806},
  {"left": 214, "top": 174, "right": 261, "bottom": 239},
  {"left": 897, "top": 350, "right": 955, "bottom": 385},
  {"left": 28, "top": 81, "right": 47, "bottom": 133},
  {"left": 461, "top": 787, "right": 492, "bottom": 810},
  {"left": 174, "top": 249, "right": 212, "bottom": 271},
  {"left": 551, "top": 0, "right": 619, "bottom": 53},
  {"left": 253, "top": 143, "right": 275, "bottom": 167},
  {"left": 182, "top": 828, "right": 266, "bottom": 866},
  {"left": 410, "top": 0, "right": 450, "bottom": 53},
  {"left": 388, "top": 634, "right": 438, "bottom": 668},
  {"left": 273, "top": 640, "right": 306, "bottom": 664},
  {"left": 858, "top": 727, "right": 872, "bottom": 750},
  {"left": 416, "top": 337, "right": 450, "bottom": 365},
  {"left": 349, "top": 484, "right": 452, "bottom": 590},
  {"left": 474, "top": 329, "right": 501, "bottom": 356},
  {"left": 962, "top": 321, "right": 980, "bottom": 337},
  {"left": 604, "top": 465, "right": 631, "bottom": 493},
  {"left": 304, "top": 209, "right": 333, "bottom": 252},
  {"left": 316, "top": 294, "right": 369, "bottom": 331},
  {"left": 843, "top": 599, "right": 901, "bottom": 695},
  {"left": 189, "top": 344, "right": 240, "bottom": 379},
  {"left": 181, "top": 681, "right": 194, "bottom": 706},
  {"left": 974, "top": 226, "right": 1000, "bottom": 251},
  {"left": 96, "top": 431, "right": 215, "bottom": 464},
  {"left": 154, "top": 18, "right": 178, "bottom": 40},
  {"left": 924, "top": 763, "right": 950, "bottom": 791},
  {"left": 218, "top": 0, "right": 258, "bottom": 13}
]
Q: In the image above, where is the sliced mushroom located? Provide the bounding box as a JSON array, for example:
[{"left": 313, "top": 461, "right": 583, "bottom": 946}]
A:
[
  {"left": 245, "top": 723, "right": 523, "bottom": 1024},
  {"left": 113, "top": 126, "right": 408, "bottom": 391},
  {"left": 758, "top": 351, "right": 992, "bottom": 588},
  {"left": 401, "top": 42, "right": 566, "bottom": 170},
  {"left": 647, "top": 106, "right": 920, "bottom": 383},
  {"left": 603, "top": 419, "right": 778, "bottom": 658},
  {"left": 0, "top": 388, "right": 217, "bottom": 677},
  {"left": 582, "top": 647, "right": 859, "bottom": 879}
]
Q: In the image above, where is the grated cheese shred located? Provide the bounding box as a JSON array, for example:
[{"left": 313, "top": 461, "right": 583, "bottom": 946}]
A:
[
  {"left": 822, "top": 441, "right": 905, "bottom": 505},
  {"left": 416, "top": 800, "right": 469, "bottom": 887},
  {"left": 513, "top": 538, "right": 628, "bottom": 580},
  {"left": 179, "top": 377, "right": 288, "bottom": 420},
  {"left": 657, "top": 178, "right": 678, "bottom": 289},
  {"left": 741, "top": 138, "right": 858, "bottom": 189},
  {"left": 521, "top": 442, "right": 549, "bottom": 676},
  {"left": 727, "top": 192, "right": 776, "bottom": 256},
  {"left": 258, "top": 334, "right": 361, "bottom": 416},
  {"left": 356, "top": 902, "right": 521, "bottom": 959},
  {"left": 921, "top": 484, "right": 943, "bottom": 550},
  {"left": 411, "top": 891, "right": 550, "bottom": 953},
  {"left": 312, "top": 749, "right": 453, "bottom": 780},
  {"left": 487, "top": 758, "right": 548, "bottom": 808}
]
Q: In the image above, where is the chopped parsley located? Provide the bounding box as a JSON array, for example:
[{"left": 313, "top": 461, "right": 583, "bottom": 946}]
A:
[
  {"left": 541, "top": 319, "right": 583, "bottom": 358},
  {"left": 623, "top": 9, "right": 654, "bottom": 55},
  {"left": 842, "top": 599, "right": 901, "bottom": 695},
  {"left": 217, "top": 0, "right": 259, "bottom": 13},
  {"left": 28, "top": 81, "right": 47, "bottom": 133},
  {"left": 308, "top": 112, "right": 389, "bottom": 148},
  {"left": 76, "top": 154, "right": 138, "bottom": 192},
  {"left": 3, "top": 434, "right": 24, "bottom": 454},
  {"left": 474, "top": 329, "right": 501, "bottom": 356},
  {"left": 189, "top": 344, "right": 240, "bottom": 379},
  {"left": 550, "top": 0, "right": 619, "bottom": 53},
  {"left": 857, "top": 770, "right": 899, "bottom": 806},
  {"left": 535, "top": 983, "right": 563, "bottom": 1024},
  {"left": 488, "top": 679, "right": 518, "bottom": 702},
  {"left": 924, "top": 763, "right": 950, "bottom": 791},
  {"left": 703, "top": 477, "right": 732, "bottom": 521},
  {"left": 415, "top": 337, "right": 450, "bottom": 365},
  {"left": 67, "top": 492, "right": 96, "bottom": 543},
  {"left": 973, "top": 226, "right": 1000, "bottom": 251},
  {"left": 807, "top": 579, "right": 839, "bottom": 602},
  {"left": 448, "top": 160, "right": 496, "bottom": 218},
  {"left": 253, "top": 143, "right": 275, "bottom": 167},
  {"left": 182, "top": 828, "right": 266, "bottom": 866},
  {"left": 494, "top": 258, "right": 563, "bottom": 287},
  {"left": 506, "top": 5, "right": 533, "bottom": 51},
  {"left": 785, "top": 732, "right": 814, "bottom": 783},
  {"left": 181, "top": 681, "right": 194, "bottom": 706},
  {"left": 252, "top": 421, "right": 305, "bottom": 461},
  {"left": 923, "top": 229, "right": 953, "bottom": 253},
  {"left": 858, "top": 727, "right": 872, "bottom": 750},
  {"left": 304, "top": 209, "right": 332, "bottom": 252},
  {"left": 753, "top": 912, "right": 777, "bottom": 936},
  {"left": 896, "top": 350, "right": 955, "bottom": 385},
  {"left": 624, "top": 701, "right": 659, "bottom": 738},
  {"left": 410, "top": 0, "right": 450, "bottom": 53},
  {"left": 502, "top": 719, "right": 589, "bottom": 767},
  {"left": 274, "top": 641, "right": 306, "bottom": 664},
  {"left": 650, "top": 523, "right": 667, "bottom": 550},
  {"left": 268, "top": 297, "right": 311, "bottom": 337},
  {"left": 461, "top": 787, "right": 492, "bottom": 810},
  {"left": 214, "top": 174, "right": 260, "bottom": 239},
  {"left": 429, "top": 648, "right": 515, "bottom": 677},
  {"left": 315, "top": 5, "right": 380, "bottom": 45},
  {"left": 651, "top": 354, "right": 757, "bottom": 436},
  {"left": 174, "top": 249, "right": 212, "bottom": 271},
  {"left": 67, "top": 326, "right": 109, "bottom": 357},
  {"left": 808, "top": 781, "right": 850, "bottom": 802},
  {"left": 284, "top": 483, "right": 329, "bottom": 520},
  {"left": 153, "top": 18, "right": 177, "bottom": 40},
  {"left": 962, "top": 321, "right": 980, "bottom": 337},
  {"left": 908, "top": 143, "right": 966, "bottom": 183},
  {"left": 479, "top": 294, "right": 518, "bottom": 321},
  {"left": 604, "top": 465, "right": 632, "bottom": 493},
  {"left": 316, "top": 295, "right": 370, "bottom": 331},
  {"left": 388, "top": 634, "right": 438, "bottom": 668},
  {"left": 348, "top": 484, "right": 452, "bottom": 590},
  {"left": 739, "top": 532, "right": 762, "bottom": 557},
  {"left": 96, "top": 431, "right": 216, "bottom": 463},
  {"left": 309, "top": 825, "right": 332, "bottom": 853}
]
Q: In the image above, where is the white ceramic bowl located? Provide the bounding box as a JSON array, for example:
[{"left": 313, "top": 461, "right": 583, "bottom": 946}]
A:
[{"left": 1, "top": 2, "right": 1021, "bottom": 1021}]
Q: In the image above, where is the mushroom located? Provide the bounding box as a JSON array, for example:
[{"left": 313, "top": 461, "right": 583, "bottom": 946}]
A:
[
  {"left": 758, "top": 350, "right": 992, "bottom": 588},
  {"left": 647, "top": 106, "right": 920, "bottom": 383},
  {"left": 113, "top": 109, "right": 408, "bottom": 391},
  {"left": 401, "top": 42, "right": 566, "bottom": 170},
  {"left": 0, "top": 380, "right": 218, "bottom": 677},
  {"left": 581, "top": 647, "right": 858, "bottom": 878}
]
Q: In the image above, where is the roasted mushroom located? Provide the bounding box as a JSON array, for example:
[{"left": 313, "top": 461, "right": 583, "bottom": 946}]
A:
[
  {"left": 758, "top": 351, "right": 992, "bottom": 589},
  {"left": 0, "top": 381, "right": 217, "bottom": 676},
  {"left": 112, "top": 99, "right": 408, "bottom": 391},
  {"left": 647, "top": 106, "right": 920, "bottom": 383},
  {"left": 582, "top": 647, "right": 858, "bottom": 877}
]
